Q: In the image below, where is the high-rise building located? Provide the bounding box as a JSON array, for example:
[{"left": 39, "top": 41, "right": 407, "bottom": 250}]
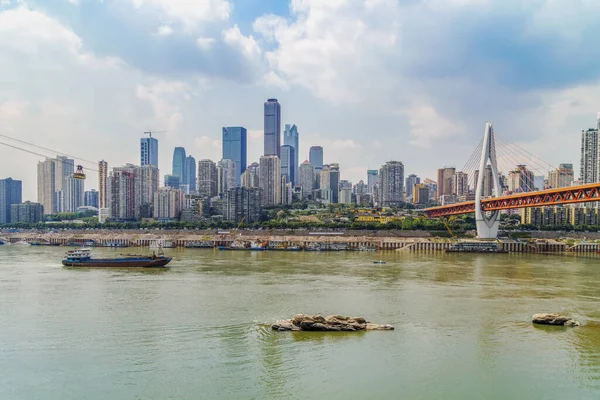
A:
[
  {"left": 298, "top": 160, "right": 314, "bottom": 199},
  {"left": 548, "top": 163, "right": 574, "bottom": 189},
  {"left": 508, "top": 165, "right": 535, "bottom": 193},
  {"left": 224, "top": 187, "right": 263, "bottom": 224},
  {"left": 10, "top": 201, "right": 43, "bottom": 223},
  {"left": 264, "top": 99, "right": 281, "bottom": 157},
  {"left": 55, "top": 156, "right": 74, "bottom": 194},
  {"left": 108, "top": 168, "right": 137, "bottom": 220},
  {"left": 453, "top": 171, "right": 468, "bottom": 197},
  {"left": 98, "top": 160, "right": 108, "bottom": 209},
  {"left": 379, "top": 161, "right": 405, "bottom": 207},
  {"left": 84, "top": 190, "right": 99, "bottom": 208},
  {"left": 222, "top": 127, "right": 247, "bottom": 185},
  {"left": 423, "top": 178, "right": 437, "bottom": 201},
  {"left": 185, "top": 155, "right": 197, "bottom": 192},
  {"left": 172, "top": 147, "right": 187, "bottom": 185},
  {"left": 0, "top": 178, "right": 22, "bottom": 224},
  {"left": 354, "top": 180, "right": 368, "bottom": 205},
  {"left": 139, "top": 165, "right": 160, "bottom": 217},
  {"left": 339, "top": 180, "right": 353, "bottom": 205},
  {"left": 437, "top": 167, "right": 456, "bottom": 199},
  {"left": 367, "top": 170, "right": 379, "bottom": 196},
  {"left": 153, "top": 187, "right": 185, "bottom": 220},
  {"left": 37, "top": 158, "right": 56, "bottom": 215},
  {"left": 413, "top": 183, "right": 429, "bottom": 205},
  {"left": 217, "top": 159, "right": 237, "bottom": 196},
  {"left": 198, "top": 159, "right": 218, "bottom": 198},
  {"left": 141, "top": 136, "right": 159, "bottom": 167},
  {"left": 329, "top": 163, "right": 340, "bottom": 203},
  {"left": 320, "top": 165, "right": 331, "bottom": 190},
  {"left": 65, "top": 175, "right": 84, "bottom": 212},
  {"left": 405, "top": 174, "right": 420, "bottom": 201},
  {"left": 164, "top": 174, "right": 180, "bottom": 189},
  {"left": 280, "top": 145, "right": 297, "bottom": 185},
  {"left": 309, "top": 146, "right": 323, "bottom": 172},
  {"left": 580, "top": 115, "right": 600, "bottom": 183},
  {"left": 281, "top": 174, "right": 293, "bottom": 205},
  {"left": 259, "top": 155, "right": 281, "bottom": 205},
  {"left": 284, "top": 124, "right": 299, "bottom": 181},
  {"left": 241, "top": 169, "right": 259, "bottom": 189}
]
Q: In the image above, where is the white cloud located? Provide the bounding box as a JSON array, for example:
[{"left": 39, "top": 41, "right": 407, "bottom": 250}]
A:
[
  {"left": 196, "top": 36, "right": 215, "bottom": 49},
  {"left": 223, "top": 25, "right": 261, "bottom": 60},
  {"left": 404, "top": 105, "right": 466, "bottom": 148},
  {"left": 0, "top": 100, "right": 28, "bottom": 120},
  {"left": 156, "top": 25, "right": 173, "bottom": 36},
  {"left": 129, "top": 0, "right": 231, "bottom": 29}
]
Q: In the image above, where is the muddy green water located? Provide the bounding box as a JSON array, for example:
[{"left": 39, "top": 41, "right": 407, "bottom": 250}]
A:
[{"left": 1, "top": 246, "right": 600, "bottom": 399}]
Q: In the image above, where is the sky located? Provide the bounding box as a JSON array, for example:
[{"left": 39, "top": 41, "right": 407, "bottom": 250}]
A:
[{"left": 1, "top": 0, "right": 600, "bottom": 201}]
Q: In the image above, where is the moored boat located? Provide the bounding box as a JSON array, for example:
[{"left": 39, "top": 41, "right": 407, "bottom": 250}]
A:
[
  {"left": 446, "top": 242, "right": 508, "bottom": 253},
  {"left": 62, "top": 248, "right": 171, "bottom": 268}
]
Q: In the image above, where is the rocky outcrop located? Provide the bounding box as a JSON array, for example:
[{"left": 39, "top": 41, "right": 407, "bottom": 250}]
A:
[
  {"left": 532, "top": 313, "right": 580, "bottom": 326},
  {"left": 271, "top": 314, "right": 394, "bottom": 332}
]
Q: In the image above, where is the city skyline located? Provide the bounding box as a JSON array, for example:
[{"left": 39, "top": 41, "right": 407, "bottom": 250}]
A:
[{"left": 2, "top": 1, "right": 600, "bottom": 201}]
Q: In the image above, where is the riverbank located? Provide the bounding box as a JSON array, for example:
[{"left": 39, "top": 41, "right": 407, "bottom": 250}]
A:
[{"left": 2, "top": 229, "right": 597, "bottom": 253}]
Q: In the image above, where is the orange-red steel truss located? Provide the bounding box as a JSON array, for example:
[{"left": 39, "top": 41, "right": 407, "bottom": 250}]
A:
[{"left": 424, "top": 183, "right": 600, "bottom": 218}]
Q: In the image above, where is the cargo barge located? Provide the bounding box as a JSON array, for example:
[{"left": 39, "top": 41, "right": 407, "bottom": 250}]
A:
[{"left": 62, "top": 249, "right": 172, "bottom": 268}]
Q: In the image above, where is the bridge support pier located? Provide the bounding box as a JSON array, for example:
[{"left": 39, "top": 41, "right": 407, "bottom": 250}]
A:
[{"left": 475, "top": 122, "right": 501, "bottom": 239}]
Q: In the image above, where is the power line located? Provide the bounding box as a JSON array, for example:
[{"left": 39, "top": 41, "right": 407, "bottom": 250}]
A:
[
  {"left": 0, "top": 133, "right": 97, "bottom": 165},
  {"left": 0, "top": 140, "right": 99, "bottom": 172}
]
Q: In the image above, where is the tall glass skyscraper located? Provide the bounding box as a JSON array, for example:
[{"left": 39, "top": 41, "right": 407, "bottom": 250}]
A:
[
  {"left": 172, "top": 147, "right": 187, "bottom": 185},
  {"left": 0, "top": 177, "right": 22, "bottom": 223},
  {"left": 185, "top": 155, "right": 197, "bottom": 192},
  {"left": 264, "top": 99, "right": 281, "bottom": 157},
  {"left": 280, "top": 145, "right": 296, "bottom": 185},
  {"left": 222, "top": 127, "right": 247, "bottom": 185},
  {"left": 284, "top": 124, "right": 299, "bottom": 181},
  {"left": 309, "top": 146, "right": 323, "bottom": 171},
  {"left": 141, "top": 137, "right": 159, "bottom": 167}
]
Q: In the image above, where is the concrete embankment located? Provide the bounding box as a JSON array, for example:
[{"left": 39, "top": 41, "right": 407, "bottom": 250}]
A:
[{"left": 0, "top": 230, "right": 578, "bottom": 253}]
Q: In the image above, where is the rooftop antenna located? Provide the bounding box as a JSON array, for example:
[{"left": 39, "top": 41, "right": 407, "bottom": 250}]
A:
[{"left": 144, "top": 130, "right": 165, "bottom": 138}]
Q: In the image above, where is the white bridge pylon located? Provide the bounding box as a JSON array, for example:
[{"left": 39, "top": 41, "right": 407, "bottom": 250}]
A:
[{"left": 475, "top": 122, "right": 502, "bottom": 239}]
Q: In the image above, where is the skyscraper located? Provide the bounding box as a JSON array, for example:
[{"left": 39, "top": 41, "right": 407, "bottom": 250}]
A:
[
  {"left": 548, "top": 163, "right": 574, "bottom": 189},
  {"left": 198, "top": 159, "right": 218, "bottom": 198},
  {"left": 329, "top": 163, "right": 340, "bottom": 203},
  {"left": 508, "top": 165, "right": 534, "bottom": 193},
  {"left": 225, "top": 187, "right": 263, "bottom": 224},
  {"left": 367, "top": 170, "right": 379, "bottom": 195},
  {"left": 172, "top": 147, "right": 187, "bottom": 185},
  {"left": 437, "top": 167, "right": 456, "bottom": 199},
  {"left": 108, "top": 168, "right": 137, "bottom": 220},
  {"left": 580, "top": 127, "right": 598, "bottom": 184},
  {"left": 65, "top": 175, "right": 84, "bottom": 212},
  {"left": 284, "top": 124, "right": 299, "bottom": 181},
  {"left": 0, "top": 178, "right": 22, "bottom": 224},
  {"left": 379, "top": 161, "right": 405, "bottom": 207},
  {"left": 217, "top": 159, "right": 237, "bottom": 196},
  {"left": 153, "top": 187, "right": 185, "bottom": 220},
  {"left": 405, "top": 174, "right": 420, "bottom": 200},
  {"left": 37, "top": 158, "right": 56, "bottom": 214},
  {"left": 280, "top": 145, "right": 296, "bottom": 185},
  {"left": 85, "top": 190, "right": 99, "bottom": 208},
  {"left": 10, "top": 202, "right": 43, "bottom": 223},
  {"left": 259, "top": 155, "right": 281, "bottom": 205},
  {"left": 185, "top": 155, "right": 197, "bottom": 192},
  {"left": 222, "top": 127, "right": 247, "bottom": 185},
  {"left": 309, "top": 146, "right": 323, "bottom": 172},
  {"left": 98, "top": 160, "right": 108, "bottom": 209},
  {"left": 264, "top": 99, "right": 281, "bottom": 157},
  {"left": 298, "top": 160, "right": 314, "bottom": 199},
  {"left": 141, "top": 136, "right": 159, "bottom": 167},
  {"left": 453, "top": 171, "right": 468, "bottom": 197}
]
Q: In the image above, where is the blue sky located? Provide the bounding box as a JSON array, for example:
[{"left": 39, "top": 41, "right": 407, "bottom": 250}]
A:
[{"left": 1, "top": 0, "right": 600, "bottom": 200}]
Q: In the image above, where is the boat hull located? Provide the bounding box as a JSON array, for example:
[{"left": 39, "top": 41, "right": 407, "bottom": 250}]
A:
[{"left": 62, "top": 257, "right": 172, "bottom": 268}]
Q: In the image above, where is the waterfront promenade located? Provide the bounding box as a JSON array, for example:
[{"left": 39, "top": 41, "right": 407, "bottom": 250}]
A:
[{"left": 0, "top": 229, "right": 587, "bottom": 253}]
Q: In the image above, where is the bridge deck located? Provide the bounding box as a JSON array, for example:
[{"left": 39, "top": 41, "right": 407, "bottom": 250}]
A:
[{"left": 424, "top": 183, "right": 600, "bottom": 217}]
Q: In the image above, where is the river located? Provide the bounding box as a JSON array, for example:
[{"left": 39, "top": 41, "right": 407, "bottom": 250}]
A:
[{"left": 1, "top": 246, "right": 600, "bottom": 399}]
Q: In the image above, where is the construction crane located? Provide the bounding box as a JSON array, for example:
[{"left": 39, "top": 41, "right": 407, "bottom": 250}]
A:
[
  {"left": 232, "top": 216, "right": 246, "bottom": 235},
  {"left": 442, "top": 216, "right": 457, "bottom": 239},
  {"left": 144, "top": 130, "right": 165, "bottom": 138}
]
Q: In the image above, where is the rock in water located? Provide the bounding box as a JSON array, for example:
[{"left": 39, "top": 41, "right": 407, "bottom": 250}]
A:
[
  {"left": 532, "top": 313, "right": 580, "bottom": 326},
  {"left": 271, "top": 314, "right": 394, "bottom": 332}
]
